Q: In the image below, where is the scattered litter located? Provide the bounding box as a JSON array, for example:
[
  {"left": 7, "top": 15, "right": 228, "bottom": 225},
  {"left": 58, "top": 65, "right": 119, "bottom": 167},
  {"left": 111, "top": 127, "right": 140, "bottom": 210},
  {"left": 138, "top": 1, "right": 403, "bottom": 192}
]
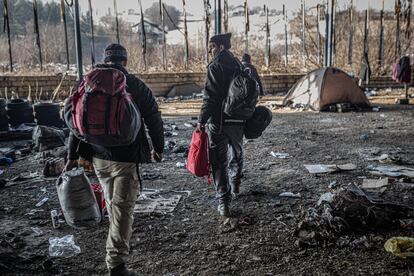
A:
[
  {"left": 0, "top": 169, "right": 4, "bottom": 176},
  {"left": 350, "top": 236, "right": 370, "bottom": 249},
  {"left": 304, "top": 163, "right": 356, "bottom": 174},
  {"left": 367, "top": 164, "right": 414, "bottom": 178},
  {"left": 361, "top": 178, "right": 389, "bottom": 193},
  {"left": 384, "top": 237, "right": 414, "bottom": 259},
  {"left": 279, "top": 192, "right": 301, "bottom": 198},
  {"left": 304, "top": 164, "right": 337, "bottom": 174},
  {"left": 367, "top": 154, "right": 389, "bottom": 161},
  {"left": 317, "top": 192, "right": 335, "bottom": 206},
  {"left": 360, "top": 134, "right": 369, "bottom": 141},
  {"left": 380, "top": 114, "right": 386, "bottom": 118},
  {"left": 35, "top": 197, "right": 49, "bottom": 207},
  {"left": 48, "top": 235, "right": 81, "bottom": 257},
  {"left": 328, "top": 180, "right": 339, "bottom": 189},
  {"left": 0, "top": 157, "right": 13, "bottom": 166},
  {"left": 176, "top": 162, "right": 186, "bottom": 168},
  {"left": 270, "top": 151, "right": 289, "bottom": 159},
  {"left": 31, "top": 227, "right": 43, "bottom": 236},
  {"left": 184, "top": 123, "right": 193, "bottom": 128},
  {"left": 50, "top": 209, "right": 60, "bottom": 229},
  {"left": 372, "top": 107, "right": 381, "bottom": 112},
  {"left": 295, "top": 184, "right": 413, "bottom": 247},
  {"left": 134, "top": 188, "right": 183, "bottom": 214}
]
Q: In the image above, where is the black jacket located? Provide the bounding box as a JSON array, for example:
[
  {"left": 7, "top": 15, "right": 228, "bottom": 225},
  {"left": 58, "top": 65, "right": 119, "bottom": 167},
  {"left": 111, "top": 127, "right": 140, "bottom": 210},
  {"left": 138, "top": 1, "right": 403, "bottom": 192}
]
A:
[
  {"left": 199, "top": 50, "right": 239, "bottom": 125},
  {"left": 242, "top": 62, "right": 264, "bottom": 96},
  {"left": 68, "top": 63, "right": 164, "bottom": 163}
]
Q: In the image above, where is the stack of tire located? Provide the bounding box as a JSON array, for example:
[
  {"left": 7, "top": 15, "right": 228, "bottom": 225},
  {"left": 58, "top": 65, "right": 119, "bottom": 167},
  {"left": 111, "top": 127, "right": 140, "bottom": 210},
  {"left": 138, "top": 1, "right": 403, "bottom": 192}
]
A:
[
  {"left": 0, "top": 98, "right": 8, "bottom": 131},
  {"left": 34, "top": 102, "right": 63, "bottom": 128},
  {"left": 6, "top": 99, "right": 35, "bottom": 127}
]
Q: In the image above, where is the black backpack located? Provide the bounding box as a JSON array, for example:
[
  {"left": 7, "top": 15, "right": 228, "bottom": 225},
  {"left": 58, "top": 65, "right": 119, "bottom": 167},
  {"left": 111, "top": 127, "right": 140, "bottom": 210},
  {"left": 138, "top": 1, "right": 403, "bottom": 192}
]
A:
[
  {"left": 244, "top": 106, "right": 272, "bottom": 139},
  {"left": 223, "top": 64, "right": 259, "bottom": 120}
]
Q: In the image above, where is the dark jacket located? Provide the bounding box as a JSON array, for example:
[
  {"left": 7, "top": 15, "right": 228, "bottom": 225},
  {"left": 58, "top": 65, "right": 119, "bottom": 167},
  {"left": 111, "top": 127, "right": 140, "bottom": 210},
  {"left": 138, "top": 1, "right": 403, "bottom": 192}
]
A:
[
  {"left": 397, "top": 56, "right": 411, "bottom": 83},
  {"left": 68, "top": 63, "right": 164, "bottom": 163},
  {"left": 242, "top": 62, "right": 264, "bottom": 96},
  {"left": 199, "top": 49, "right": 239, "bottom": 125}
]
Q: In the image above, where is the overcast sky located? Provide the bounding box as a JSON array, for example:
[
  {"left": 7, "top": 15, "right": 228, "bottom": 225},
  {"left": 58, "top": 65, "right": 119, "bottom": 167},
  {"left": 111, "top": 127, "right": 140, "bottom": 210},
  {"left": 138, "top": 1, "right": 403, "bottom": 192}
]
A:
[{"left": 45, "top": 0, "right": 395, "bottom": 18}]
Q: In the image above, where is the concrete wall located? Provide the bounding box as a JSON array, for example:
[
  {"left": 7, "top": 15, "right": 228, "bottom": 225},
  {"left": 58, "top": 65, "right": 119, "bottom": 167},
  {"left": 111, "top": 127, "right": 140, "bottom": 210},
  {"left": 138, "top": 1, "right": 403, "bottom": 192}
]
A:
[{"left": 0, "top": 71, "right": 412, "bottom": 99}]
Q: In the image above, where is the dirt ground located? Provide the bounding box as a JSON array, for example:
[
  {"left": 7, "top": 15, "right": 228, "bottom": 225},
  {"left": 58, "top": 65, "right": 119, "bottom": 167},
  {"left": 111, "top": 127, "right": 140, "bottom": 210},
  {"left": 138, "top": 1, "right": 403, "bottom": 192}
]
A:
[{"left": 0, "top": 93, "right": 413, "bottom": 276}]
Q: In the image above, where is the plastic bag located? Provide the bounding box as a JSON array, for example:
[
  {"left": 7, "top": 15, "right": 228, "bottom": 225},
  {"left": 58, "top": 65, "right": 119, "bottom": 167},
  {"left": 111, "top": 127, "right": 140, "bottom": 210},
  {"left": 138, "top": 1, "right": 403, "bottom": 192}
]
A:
[
  {"left": 57, "top": 167, "right": 101, "bottom": 228},
  {"left": 384, "top": 237, "right": 414, "bottom": 258},
  {"left": 48, "top": 235, "right": 81, "bottom": 257}
]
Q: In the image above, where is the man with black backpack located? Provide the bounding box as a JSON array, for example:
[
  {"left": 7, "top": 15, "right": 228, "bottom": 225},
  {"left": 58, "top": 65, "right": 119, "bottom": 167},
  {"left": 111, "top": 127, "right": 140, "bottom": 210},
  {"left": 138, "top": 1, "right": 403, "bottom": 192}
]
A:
[
  {"left": 197, "top": 33, "right": 258, "bottom": 217},
  {"left": 64, "top": 44, "right": 164, "bottom": 276}
]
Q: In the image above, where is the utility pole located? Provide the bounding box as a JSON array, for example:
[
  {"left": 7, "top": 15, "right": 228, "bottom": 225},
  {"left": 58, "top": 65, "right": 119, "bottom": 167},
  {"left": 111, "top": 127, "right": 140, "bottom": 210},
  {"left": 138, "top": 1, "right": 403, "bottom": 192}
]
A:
[
  {"left": 73, "top": 0, "right": 83, "bottom": 80},
  {"left": 215, "top": 0, "right": 222, "bottom": 34},
  {"left": 60, "top": 0, "right": 70, "bottom": 71},
  {"left": 395, "top": 0, "right": 401, "bottom": 58},
  {"left": 324, "top": 0, "right": 334, "bottom": 67}
]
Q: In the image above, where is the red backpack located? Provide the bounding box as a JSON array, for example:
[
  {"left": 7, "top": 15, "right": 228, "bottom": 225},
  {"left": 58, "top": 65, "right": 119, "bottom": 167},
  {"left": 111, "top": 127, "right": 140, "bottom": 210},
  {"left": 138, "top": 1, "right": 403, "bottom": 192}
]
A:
[
  {"left": 187, "top": 130, "right": 210, "bottom": 179},
  {"left": 64, "top": 68, "right": 141, "bottom": 147}
]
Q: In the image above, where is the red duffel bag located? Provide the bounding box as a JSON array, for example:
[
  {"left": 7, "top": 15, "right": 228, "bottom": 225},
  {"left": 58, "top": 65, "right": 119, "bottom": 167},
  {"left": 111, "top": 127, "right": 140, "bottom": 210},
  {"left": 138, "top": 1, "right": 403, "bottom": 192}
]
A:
[{"left": 187, "top": 130, "right": 210, "bottom": 178}]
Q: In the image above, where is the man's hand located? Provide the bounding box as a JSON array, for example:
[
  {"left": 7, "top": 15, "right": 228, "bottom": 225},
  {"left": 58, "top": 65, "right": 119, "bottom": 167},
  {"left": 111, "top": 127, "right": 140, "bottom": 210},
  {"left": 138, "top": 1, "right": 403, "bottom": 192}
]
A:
[
  {"left": 196, "top": 123, "right": 205, "bottom": 132},
  {"left": 152, "top": 150, "right": 163, "bottom": 162},
  {"left": 63, "top": 159, "right": 77, "bottom": 172}
]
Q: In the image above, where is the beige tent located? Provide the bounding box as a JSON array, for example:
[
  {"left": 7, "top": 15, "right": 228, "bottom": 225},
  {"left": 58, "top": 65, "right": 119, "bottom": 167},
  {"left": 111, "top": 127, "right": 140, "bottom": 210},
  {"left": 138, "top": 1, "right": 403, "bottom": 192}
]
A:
[{"left": 283, "top": 67, "right": 370, "bottom": 111}]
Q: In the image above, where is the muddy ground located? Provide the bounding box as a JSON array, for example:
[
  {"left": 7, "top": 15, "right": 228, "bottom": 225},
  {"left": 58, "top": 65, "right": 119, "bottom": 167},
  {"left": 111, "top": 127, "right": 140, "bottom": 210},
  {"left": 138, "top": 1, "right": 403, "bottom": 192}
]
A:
[{"left": 0, "top": 94, "right": 413, "bottom": 276}]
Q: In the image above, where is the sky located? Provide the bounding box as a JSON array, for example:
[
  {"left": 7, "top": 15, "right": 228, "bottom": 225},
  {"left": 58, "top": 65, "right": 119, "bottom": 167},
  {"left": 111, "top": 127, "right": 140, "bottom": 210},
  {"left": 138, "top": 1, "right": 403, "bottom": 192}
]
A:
[{"left": 45, "top": 0, "right": 396, "bottom": 19}]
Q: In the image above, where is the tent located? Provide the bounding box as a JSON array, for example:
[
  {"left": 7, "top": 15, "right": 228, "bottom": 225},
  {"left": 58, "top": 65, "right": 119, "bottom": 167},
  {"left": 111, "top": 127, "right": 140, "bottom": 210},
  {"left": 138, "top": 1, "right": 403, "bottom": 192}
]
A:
[{"left": 283, "top": 67, "right": 370, "bottom": 111}]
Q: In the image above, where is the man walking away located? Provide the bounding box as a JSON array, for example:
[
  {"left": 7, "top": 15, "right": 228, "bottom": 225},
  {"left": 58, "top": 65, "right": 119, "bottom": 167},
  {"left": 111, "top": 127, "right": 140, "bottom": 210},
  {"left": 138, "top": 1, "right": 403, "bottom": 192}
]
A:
[
  {"left": 242, "top": 53, "right": 264, "bottom": 96},
  {"left": 197, "top": 33, "right": 247, "bottom": 217},
  {"left": 64, "top": 44, "right": 164, "bottom": 276}
]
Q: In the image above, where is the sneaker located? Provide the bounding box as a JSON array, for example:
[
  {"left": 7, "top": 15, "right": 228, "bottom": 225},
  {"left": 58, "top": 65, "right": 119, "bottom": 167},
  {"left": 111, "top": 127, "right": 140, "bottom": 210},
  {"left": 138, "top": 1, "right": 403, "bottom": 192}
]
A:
[
  {"left": 217, "top": 202, "right": 230, "bottom": 217},
  {"left": 109, "top": 263, "right": 136, "bottom": 276},
  {"left": 230, "top": 183, "right": 240, "bottom": 199}
]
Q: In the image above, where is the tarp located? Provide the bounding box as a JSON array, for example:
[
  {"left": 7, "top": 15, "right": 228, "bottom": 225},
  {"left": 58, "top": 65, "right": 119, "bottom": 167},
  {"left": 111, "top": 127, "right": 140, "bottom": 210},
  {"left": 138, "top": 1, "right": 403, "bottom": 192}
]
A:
[{"left": 283, "top": 67, "right": 370, "bottom": 111}]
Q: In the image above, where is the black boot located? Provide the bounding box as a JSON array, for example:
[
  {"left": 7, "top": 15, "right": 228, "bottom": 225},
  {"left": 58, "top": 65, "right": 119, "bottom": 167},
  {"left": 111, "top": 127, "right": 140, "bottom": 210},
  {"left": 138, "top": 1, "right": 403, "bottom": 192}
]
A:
[{"left": 109, "top": 263, "right": 136, "bottom": 276}]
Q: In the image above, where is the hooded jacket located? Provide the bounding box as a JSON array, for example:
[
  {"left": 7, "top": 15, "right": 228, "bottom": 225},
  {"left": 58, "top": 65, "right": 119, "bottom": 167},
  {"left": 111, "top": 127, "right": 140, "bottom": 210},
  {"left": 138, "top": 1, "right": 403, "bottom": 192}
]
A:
[{"left": 67, "top": 63, "right": 164, "bottom": 163}]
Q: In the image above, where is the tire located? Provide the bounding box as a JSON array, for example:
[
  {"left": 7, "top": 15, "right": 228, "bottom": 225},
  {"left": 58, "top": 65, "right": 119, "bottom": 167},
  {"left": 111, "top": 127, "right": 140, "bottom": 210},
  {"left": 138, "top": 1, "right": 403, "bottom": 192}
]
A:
[
  {"left": 34, "top": 103, "right": 63, "bottom": 127},
  {"left": 6, "top": 99, "right": 35, "bottom": 127}
]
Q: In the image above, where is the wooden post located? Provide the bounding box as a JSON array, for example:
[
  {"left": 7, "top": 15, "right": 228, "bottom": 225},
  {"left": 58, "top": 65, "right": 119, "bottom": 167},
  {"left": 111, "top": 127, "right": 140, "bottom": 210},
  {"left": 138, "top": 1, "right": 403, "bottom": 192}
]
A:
[
  {"left": 3, "top": 0, "right": 12, "bottom": 72},
  {"left": 283, "top": 4, "right": 288, "bottom": 67},
  {"left": 395, "top": 0, "right": 401, "bottom": 58},
  {"left": 113, "top": 0, "right": 120, "bottom": 43},
  {"left": 301, "top": 0, "right": 306, "bottom": 66},
  {"left": 183, "top": 0, "right": 189, "bottom": 70},
  {"left": 160, "top": 1, "right": 167, "bottom": 70},
  {"left": 60, "top": 0, "right": 70, "bottom": 71},
  {"left": 348, "top": 0, "right": 353, "bottom": 66},
  {"left": 264, "top": 5, "right": 270, "bottom": 67},
  {"left": 203, "top": 0, "right": 210, "bottom": 64},
  {"left": 223, "top": 0, "right": 228, "bottom": 33},
  {"left": 73, "top": 0, "right": 83, "bottom": 80},
  {"left": 138, "top": 0, "right": 147, "bottom": 71},
  {"left": 378, "top": 0, "right": 384, "bottom": 72},
  {"left": 244, "top": 0, "right": 249, "bottom": 53},
  {"left": 33, "top": 0, "right": 43, "bottom": 71},
  {"left": 316, "top": 4, "right": 320, "bottom": 66}
]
